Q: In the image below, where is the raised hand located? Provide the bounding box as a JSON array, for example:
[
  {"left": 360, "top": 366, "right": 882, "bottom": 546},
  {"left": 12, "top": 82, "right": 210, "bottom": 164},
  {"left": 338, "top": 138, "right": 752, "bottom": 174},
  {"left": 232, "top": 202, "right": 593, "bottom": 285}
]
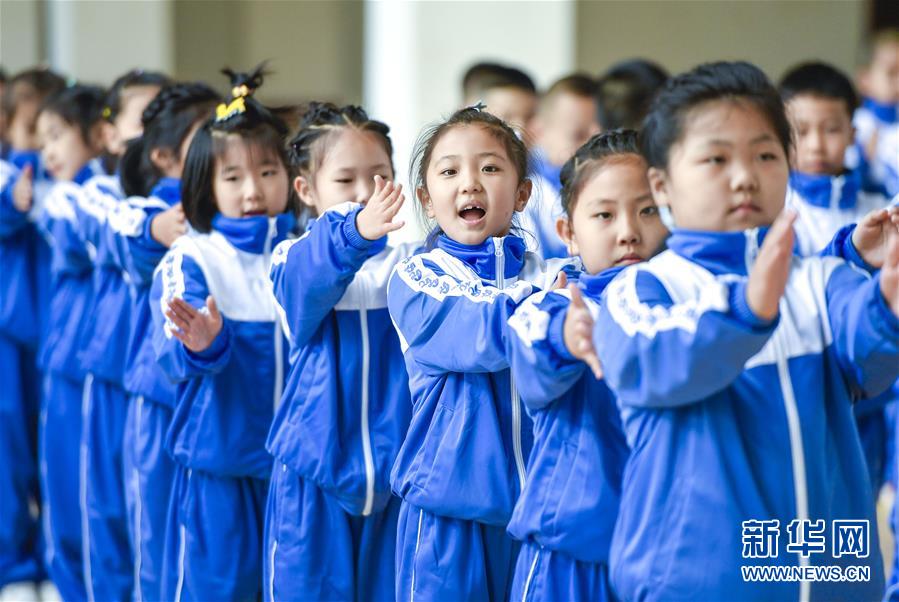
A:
[
  {"left": 851, "top": 206, "right": 899, "bottom": 269},
  {"left": 12, "top": 164, "right": 33, "bottom": 213},
  {"left": 882, "top": 234, "right": 899, "bottom": 318},
  {"left": 563, "top": 284, "right": 603, "bottom": 379},
  {"left": 746, "top": 210, "right": 796, "bottom": 322},
  {"left": 151, "top": 203, "right": 187, "bottom": 248},
  {"left": 164, "top": 295, "right": 224, "bottom": 353},
  {"left": 356, "top": 175, "right": 405, "bottom": 241},
  {"left": 551, "top": 270, "right": 568, "bottom": 290}
]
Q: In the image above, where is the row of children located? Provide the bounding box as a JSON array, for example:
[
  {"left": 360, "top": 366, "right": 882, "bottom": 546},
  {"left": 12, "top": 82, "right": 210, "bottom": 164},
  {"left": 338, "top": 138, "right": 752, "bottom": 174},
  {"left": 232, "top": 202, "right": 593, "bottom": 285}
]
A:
[{"left": 0, "top": 29, "right": 897, "bottom": 602}]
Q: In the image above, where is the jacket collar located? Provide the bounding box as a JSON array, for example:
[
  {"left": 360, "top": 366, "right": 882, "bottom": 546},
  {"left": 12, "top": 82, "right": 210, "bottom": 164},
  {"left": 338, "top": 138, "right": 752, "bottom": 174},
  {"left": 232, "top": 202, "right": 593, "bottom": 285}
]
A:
[
  {"left": 666, "top": 227, "right": 776, "bottom": 276},
  {"left": 211, "top": 212, "right": 296, "bottom": 254},
  {"left": 436, "top": 234, "right": 526, "bottom": 282},
  {"left": 789, "top": 169, "right": 860, "bottom": 210},
  {"left": 862, "top": 97, "right": 899, "bottom": 124}
]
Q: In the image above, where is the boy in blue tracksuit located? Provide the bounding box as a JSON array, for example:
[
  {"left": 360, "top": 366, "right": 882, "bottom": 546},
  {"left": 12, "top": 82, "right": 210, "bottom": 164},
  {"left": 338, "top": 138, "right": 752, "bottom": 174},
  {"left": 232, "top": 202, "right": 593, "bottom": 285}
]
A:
[
  {"left": 388, "top": 106, "right": 574, "bottom": 601},
  {"left": 264, "top": 103, "right": 414, "bottom": 601},
  {"left": 0, "top": 69, "right": 65, "bottom": 599},
  {"left": 595, "top": 61, "right": 899, "bottom": 601},
  {"left": 505, "top": 129, "right": 665, "bottom": 601},
  {"left": 151, "top": 68, "right": 293, "bottom": 601}
]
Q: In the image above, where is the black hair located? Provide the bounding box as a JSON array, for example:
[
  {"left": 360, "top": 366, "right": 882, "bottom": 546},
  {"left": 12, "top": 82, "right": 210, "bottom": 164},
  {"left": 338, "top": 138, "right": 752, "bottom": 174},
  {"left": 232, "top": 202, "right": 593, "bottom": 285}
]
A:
[
  {"left": 779, "top": 62, "right": 859, "bottom": 116},
  {"left": 119, "top": 81, "right": 219, "bottom": 197},
  {"left": 102, "top": 69, "right": 170, "bottom": 123},
  {"left": 2, "top": 67, "right": 66, "bottom": 123},
  {"left": 596, "top": 59, "right": 669, "bottom": 131},
  {"left": 559, "top": 129, "right": 642, "bottom": 215},
  {"left": 462, "top": 62, "right": 537, "bottom": 102},
  {"left": 640, "top": 61, "right": 792, "bottom": 170},
  {"left": 545, "top": 73, "right": 598, "bottom": 101},
  {"left": 40, "top": 84, "right": 106, "bottom": 144},
  {"left": 181, "top": 64, "right": 297, "bottom": 232},
  {"left": 288, "top": 101, "right": 394, "bottom": 179},
  {"left": 410, "top": 105, "right": 533, "bottom": 248}
]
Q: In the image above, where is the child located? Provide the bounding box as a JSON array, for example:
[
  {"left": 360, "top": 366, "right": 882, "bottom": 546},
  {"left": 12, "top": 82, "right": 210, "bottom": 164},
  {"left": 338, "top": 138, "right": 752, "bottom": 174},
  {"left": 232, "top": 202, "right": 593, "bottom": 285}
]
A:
[
  {"left": 595, "top": 59, "right": 669, "bottom": 131},
  {"left": 0, "top": 67, "right": 65, "bottom": 602},
  {"left": 460, "top": 62, "right": 539, "bottom": 139},
  {"left": 73, "top": 69, "right": 168, "bottom": 602},
  {"left": 780, "top": 62, "right": 890, "bottom": 256},
  {"left": 526, "top": 74, "right": 601, "bottom": 259},
  {"left": 855, "top": 29, "right": 899, "bottom": 197},
  {"left": 150, "top": 67, "right": 295, "bottom": 601},
  {"left": 264, "top": 102, "right": 416, "bottom": 601},
  {"left": 114, "top": 80, "right": 218, "bottom": 602},
  {"left": 388, "top": 106, "right": 572, "bottom": 601},
  {"left": 505, "top": 129, "right": 666, "bottom": 601},
  {"left": 595, "top": 61, "right": 899, "bottom": 601}
]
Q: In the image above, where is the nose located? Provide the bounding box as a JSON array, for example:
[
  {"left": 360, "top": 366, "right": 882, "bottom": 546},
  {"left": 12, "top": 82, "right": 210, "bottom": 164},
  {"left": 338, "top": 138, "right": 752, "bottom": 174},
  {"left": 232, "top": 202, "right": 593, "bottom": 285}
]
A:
[
  {"left": 730, "top": 155, "right": 759, "bottom": 193},
  {"left": 356, "top": 179, "right": 373, "bottom": 204},
  {"left": 618, "top": 211, "right": 640, "bottom": 245},
  {"left": 806, "top": 128, "right": 824, "bottom": 152},
  {"left": 244, "top": 174, "right": 263, "bottom": 202},
  {"left": 460, "top": 166, "right": 483, "bottom": 195}
]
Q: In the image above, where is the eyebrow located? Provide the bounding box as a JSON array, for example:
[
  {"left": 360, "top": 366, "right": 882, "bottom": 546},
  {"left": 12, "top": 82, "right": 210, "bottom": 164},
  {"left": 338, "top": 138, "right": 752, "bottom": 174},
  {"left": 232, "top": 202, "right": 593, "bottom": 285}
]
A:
[
  {"left": 585, "top": 193, "right": 654, "bottom": 206},
  {"left": 435, "top": 152, "right": 507, "bottom": 162},
  {"left": 333, "top": 163, "right": 391, "bottom": 172},
  {"left": 704, "top": 133, "right": 777, "bottom": 147}
]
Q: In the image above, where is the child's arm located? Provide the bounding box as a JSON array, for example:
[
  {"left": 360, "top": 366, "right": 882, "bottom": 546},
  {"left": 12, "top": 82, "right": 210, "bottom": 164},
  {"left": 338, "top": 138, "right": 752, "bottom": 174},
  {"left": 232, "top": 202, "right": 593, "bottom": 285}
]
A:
[
  {"left": 150, "top": 247, "right": 233, "bottom": 381},
  {"left": 0, "top": 162, "right": 33, "bottom": 238},
  {"left": 73, "top": 177, "right": 120, "bottom": 254},
  {"left": 388, "top": 254, "right": 535, "bottom": 374},
  {"left": 507, "top": 286, "right": 596, "bottom": 410},
  {"left": 271, "top": 178, "right": 403, "bottom": 348},
  {"left": 595, "top": 212, "right": 796, "bottom": 408},
  {"left": 826, "top": 236, "right": 899, "bottom": 398},
  {"left": 107, "top": 198, "right": 183, "bottom": 286}
]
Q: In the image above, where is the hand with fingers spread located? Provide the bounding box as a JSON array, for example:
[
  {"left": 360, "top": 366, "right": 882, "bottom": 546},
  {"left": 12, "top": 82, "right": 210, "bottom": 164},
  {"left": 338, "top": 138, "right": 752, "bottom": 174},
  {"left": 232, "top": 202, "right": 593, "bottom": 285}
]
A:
[
  {"left": 746, "top": 210, "right": 797, "bottom": 322},
  {"left": 882, "top": 235, "right": 899, "bottom": 318},
  {"left": 852, "top": 206, "right": 899, "bottom": 269},
  {"left": 151, "top": 203, "right": 187, "bottom": 248},
  {"left": 356, "top": 175, "right": 405, "bottom": 241},
  {"left": 165, "top": 295, "right": 223, "bottom": 353},
  {"left": 12, "top": 164, "right": 33, "bottom": 213},
  {"left": 563, "top": 284, "right": 603, "bottom": 379}
]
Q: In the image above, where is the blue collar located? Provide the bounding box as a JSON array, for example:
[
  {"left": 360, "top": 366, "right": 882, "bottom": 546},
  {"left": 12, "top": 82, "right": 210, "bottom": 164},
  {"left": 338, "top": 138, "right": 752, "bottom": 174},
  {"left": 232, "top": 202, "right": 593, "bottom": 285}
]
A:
[
  {"left": 789, "top": 170, "right": 860, "bottom": 210},
  {"left": 150, "top": 177, "right": 182, "bottom": 207},
  {"left": 73, "top": 160, "right": 104, "bottom": 185},
  {"left": 211, "top": 212, "right": 296, "bottom": 254},
  {"left": 435, "top": 234, "right": 526, "bottom": 282},
  {"left": 532, "top": 149, "right": 563, "bottom": 193},
  {"left": 666, "top": 228, "right": 774, "bottom": 276},
  {"left": 862, "top": 97, "right": 899, "bottom": 124},
  {"left": 579, "top": 265, "right": 627, "bottom": 298}
]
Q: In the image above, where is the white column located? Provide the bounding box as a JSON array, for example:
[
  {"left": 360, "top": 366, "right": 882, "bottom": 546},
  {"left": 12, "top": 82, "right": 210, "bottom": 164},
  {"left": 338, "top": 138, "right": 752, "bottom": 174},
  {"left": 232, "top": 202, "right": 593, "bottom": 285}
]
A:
[{"left": 364, "top": 0, "right": 576, "bottom": 242}]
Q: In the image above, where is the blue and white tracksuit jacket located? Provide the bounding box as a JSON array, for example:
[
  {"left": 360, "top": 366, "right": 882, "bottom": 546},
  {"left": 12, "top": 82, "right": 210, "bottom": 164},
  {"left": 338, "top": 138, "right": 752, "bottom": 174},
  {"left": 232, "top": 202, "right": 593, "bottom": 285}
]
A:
[
  {"left": 264, "top": 202, "right": 415, "bottom": 601},
  {"left": 522, "top": 150, "right": 568, "bottom": 260},
  {"left": 505, "top": 265, "right": 629, "bottom": 602},
  {"left": 595, "top": 227, "right": 898, "bottom": 602},
  {"left": 854, "top": 97, "right": 899, "bottom": 197},
  {"left": 387, "top": 234, "right": 569, "bottom": 601},
  {"left": 151, "top": 213, "right": 292, "bottom": 602},
  {"left": 0, "top": 151, "right": 54, "bottom": 590}
]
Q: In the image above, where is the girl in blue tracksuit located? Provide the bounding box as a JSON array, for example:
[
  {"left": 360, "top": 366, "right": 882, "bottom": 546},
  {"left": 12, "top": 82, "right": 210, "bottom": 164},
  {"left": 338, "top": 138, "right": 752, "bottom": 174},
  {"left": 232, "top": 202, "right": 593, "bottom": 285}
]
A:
[
  {"left": 594, "top": 61, "right": 899, "bottom": 602},
  {"left": 264, "top": 103, "right": 415, "bottom": 601},
  {"left": 0, "top": 68, "right": 65, "bottom": 599},
  {"left": 35, "top": 86, "right": 110, "bottom": 602},
  {"left": 113, "top": 80, "right": 218, "bottom": 602},
  {"left": 75, "top": 69, "right": 169, "bottom": 602},
  {"left": 388, "top": 106, "right": 573, "bottom": 601},
  {"left": 505, "top": 129, "right": 667, "bottom": 602},
  {"left": 150, "top": 67, "right": 295, "bottom": 601}
]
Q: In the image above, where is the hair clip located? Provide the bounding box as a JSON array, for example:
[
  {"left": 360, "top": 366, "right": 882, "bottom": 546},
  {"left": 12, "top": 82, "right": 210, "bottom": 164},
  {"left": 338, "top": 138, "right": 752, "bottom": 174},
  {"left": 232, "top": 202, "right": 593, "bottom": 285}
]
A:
[
  {"left": 216, "top": 97, "right": 246, "bottom": 122},
  {"left": 102, "top": 106, "right": 113, "bottom": 120},
  {"left": 468, "top": 101, "right": 487, "bottom": 112},
  {"left": 231, "top": 84, "right": 251, "bottom": 99}
]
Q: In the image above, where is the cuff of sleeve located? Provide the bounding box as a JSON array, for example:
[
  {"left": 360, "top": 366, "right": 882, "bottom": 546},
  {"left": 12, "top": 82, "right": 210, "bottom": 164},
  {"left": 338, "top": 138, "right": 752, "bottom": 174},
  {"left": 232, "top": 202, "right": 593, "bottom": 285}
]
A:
[
  {"left": 547, "top": 305, "right": 577, "bottom": 362},
  {"left": 185, "top": 321, "right": 232, "bottom": 370},
  {"left": 841, "top": 226, "right": 877, "bottom": 275},
  {"left": 729, "top": 281, "right": 779, "bottom": 331},
  {"left": 142, "top": 211, "right": 169, "bottom": 252},
  {"left": 873, "top": 275, "right": 899, "bottom": 338},
  {"left": 343, "top": 207, "right": 387, "bottom": 252}
]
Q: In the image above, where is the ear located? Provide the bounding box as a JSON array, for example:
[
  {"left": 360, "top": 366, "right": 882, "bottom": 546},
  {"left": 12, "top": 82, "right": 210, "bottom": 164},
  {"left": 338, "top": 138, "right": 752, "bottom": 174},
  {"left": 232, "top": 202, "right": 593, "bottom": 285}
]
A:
[
  {"left": 647, "top": 167, "right": 671, "bottom": 209},
  {"left": 88, "top": 122, "right": 106, "bottom": 154},
  {"left": 293, "top": 175, "right": 316, "bottom": 209},
  {"left": 555, "top": 215, "right": 578, "bottom": 257},
  {"left": 149, "top": 147, "right": 176, "bottom": 174},
  {"left": 513, "top": 178, "right": 533, "bottom": 212},
  {"left": 417, "top": 187, "right": 435, "bottom": 219},
  {"left": 100, "top": 122, "right": 120, "bottom": 153}
]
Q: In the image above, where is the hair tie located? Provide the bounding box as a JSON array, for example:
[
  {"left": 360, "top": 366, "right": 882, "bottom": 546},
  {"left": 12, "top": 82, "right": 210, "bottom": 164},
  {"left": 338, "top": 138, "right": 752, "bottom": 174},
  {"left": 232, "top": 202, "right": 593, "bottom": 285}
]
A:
[
  {"left": 232, "top": 84, "right": 251, "bottom": 99},
  {"left": 102, "top": 106, "right": 113, "bottom": 120},
  {"left": 216, "top": 96, "right": 246, "bottom": 122}
]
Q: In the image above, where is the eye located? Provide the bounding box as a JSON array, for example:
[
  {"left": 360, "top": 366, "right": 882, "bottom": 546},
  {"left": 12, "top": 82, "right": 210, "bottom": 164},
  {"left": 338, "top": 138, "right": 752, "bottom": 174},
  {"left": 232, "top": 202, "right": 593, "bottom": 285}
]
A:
[
  {"left": 482, "top": 164, "right": 500, "bottom": 173},
  {"left": 225, "top": 175, "right": 239, "bottom": 182},
  {"left": 759, "top": 152, "right": 779, "bottom": 161},
  {"left": 592, "top": 211, "right": 613, "bottom": 221},
  {"left": 640, "top": 206, "right": 659, "bottom": 217},
  {"left": 262, "top": 169, "right": 277, "bottom": 177},
  {"left": 335, "top": 178, "right": 353, "bottom": 184},
  {"left": 705, "top": 155, "right": 726, "bottom": 165},
  {"left": 439, "top": 168, "right": 457, "bottom": 177}
]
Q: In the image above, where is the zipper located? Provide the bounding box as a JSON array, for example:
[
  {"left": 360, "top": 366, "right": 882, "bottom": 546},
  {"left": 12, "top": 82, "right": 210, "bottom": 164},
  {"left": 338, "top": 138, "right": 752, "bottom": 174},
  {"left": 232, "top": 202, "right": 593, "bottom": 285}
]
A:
[
  {"left": 359, "top": 279, "right": 376, "bottom": 516},
  {"left": 266, "top": 219, "right": 284, "bottom": 412},
  {"left": 744, "top": 228, "right": 760, "bottom": 274},
  {"left": 494, "top": 237, "right": 527, "bottom": 491}
]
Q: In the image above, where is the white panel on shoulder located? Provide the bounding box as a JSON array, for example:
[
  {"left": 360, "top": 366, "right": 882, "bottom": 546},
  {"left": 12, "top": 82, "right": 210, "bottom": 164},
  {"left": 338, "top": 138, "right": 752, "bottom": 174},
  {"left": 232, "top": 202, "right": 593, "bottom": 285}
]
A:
[{"left": 334, "top": 241, "right": 420, "bottom": 311}]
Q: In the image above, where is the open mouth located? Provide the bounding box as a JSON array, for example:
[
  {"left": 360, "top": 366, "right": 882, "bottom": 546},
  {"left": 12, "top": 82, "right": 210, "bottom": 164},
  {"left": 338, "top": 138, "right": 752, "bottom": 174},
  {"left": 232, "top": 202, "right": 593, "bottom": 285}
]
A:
[{"left": 458, "top": 203, "right": 486, "bottom": 223}]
